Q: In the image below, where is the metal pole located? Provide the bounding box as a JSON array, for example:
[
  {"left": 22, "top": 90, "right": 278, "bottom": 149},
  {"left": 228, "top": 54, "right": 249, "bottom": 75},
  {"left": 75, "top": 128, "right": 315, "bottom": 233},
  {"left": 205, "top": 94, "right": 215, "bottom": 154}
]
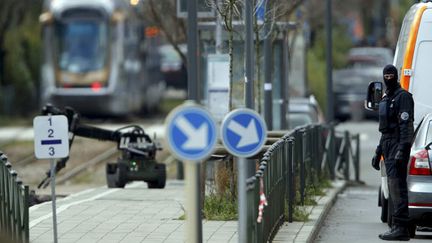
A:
[
  {"left": 50, "top": 159, "right": 58, "bottom": 243},
  {"left": 187, "top": 0, "right": 199, "bottom": 102},
  {"left": 355, "top": 134, "right": 360, "bottom": 182},
  {"left": 237, "top": 157, "right": 247, "bottom": 243},
  {"left": 185, "top": 162, "right": 202, "bottom": 243},
  {"left": 287, "top": 138, "right": 294, "bottom": 222},
  {"left": 185, "top": 1, "right": 202, "bottom": 242},
  {"left": 264, "top": 24, "right": 273, "bottom": 130},
  {"left": 215, "top": 0, "right": 222, "bottom": 54},
  {"left": 245, "top": 0, "right": 254, "bottom": 109},
  {"left": 325, "top": 0, "right": 333, "bottom": 122},
  {"left": 280, "top": 31, "right": 289, "bottom": 130},
  {"left": 240, "top": 2, "right": 255, "bottom": 243}
]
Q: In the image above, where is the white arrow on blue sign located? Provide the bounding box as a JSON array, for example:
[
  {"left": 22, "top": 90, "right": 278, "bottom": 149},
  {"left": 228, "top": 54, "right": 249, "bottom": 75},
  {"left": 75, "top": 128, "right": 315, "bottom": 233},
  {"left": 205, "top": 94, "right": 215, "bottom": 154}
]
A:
[
  {"left": 165, "top": 105, "right": 217, "bottom": 162},
  {"left": 221, "top": 108, "right": 267, "bottom": 157}
]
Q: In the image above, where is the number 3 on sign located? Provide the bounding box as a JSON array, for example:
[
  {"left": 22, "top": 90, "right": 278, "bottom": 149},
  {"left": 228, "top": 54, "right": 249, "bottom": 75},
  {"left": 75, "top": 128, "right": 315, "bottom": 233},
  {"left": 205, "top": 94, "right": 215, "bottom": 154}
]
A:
[{"left": 49, "top": 147, "right": 55, "bottom": 156}]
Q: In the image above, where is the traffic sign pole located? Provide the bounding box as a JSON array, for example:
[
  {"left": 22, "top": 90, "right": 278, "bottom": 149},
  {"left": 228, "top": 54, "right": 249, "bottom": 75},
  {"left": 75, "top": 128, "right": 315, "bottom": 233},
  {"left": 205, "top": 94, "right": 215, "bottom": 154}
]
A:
[
  {"left": 185, "top": 162, "right": 202, "bottom": 243},
  {"left": 165, "top": 105, "right": 217, "bottom": 243},
  {"left": 220, "top": 108, "right": 267, "bottom": 243},
  {"left": 50, "top": 158, "right": 58, "bottom": 243},
  {"left": 237, "top": 157, "right": 247, "bottom": 243}
]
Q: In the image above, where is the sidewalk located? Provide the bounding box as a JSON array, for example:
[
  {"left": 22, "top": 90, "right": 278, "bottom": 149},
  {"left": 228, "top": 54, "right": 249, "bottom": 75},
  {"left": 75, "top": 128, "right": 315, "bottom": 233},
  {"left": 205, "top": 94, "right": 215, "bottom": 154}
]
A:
[
  {"left": 273, "top": 180, "right": 346, "bottom": 243},
  {"left": 29, "top": 180, "right": 346, "bottom": 243}
]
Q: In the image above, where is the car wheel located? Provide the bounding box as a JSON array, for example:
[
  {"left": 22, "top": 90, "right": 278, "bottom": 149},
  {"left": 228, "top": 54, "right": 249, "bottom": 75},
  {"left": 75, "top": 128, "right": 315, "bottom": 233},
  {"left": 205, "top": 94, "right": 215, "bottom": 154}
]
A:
[
  {"left": 116, "top": 163, "right": 128, "bottom": 188},
  {"left": 379, "top": 186, "right": 388, "bottom": 223},
  {"left": 147, "top": 164, "right": 166, "bottom": 189}
]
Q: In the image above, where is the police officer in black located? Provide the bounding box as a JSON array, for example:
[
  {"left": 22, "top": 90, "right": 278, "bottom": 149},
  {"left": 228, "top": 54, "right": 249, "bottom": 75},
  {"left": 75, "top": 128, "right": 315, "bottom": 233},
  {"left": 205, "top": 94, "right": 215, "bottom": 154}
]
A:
[{"left": 372, "top": 64, "right": 414, "bottom": 241}]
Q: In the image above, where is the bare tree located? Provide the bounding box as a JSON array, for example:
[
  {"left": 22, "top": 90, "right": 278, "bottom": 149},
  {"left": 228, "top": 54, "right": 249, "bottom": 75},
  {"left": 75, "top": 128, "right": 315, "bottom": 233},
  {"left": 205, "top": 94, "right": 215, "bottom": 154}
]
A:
[{"left": 143, "top": 0, "right": 188, "bottom": 65}]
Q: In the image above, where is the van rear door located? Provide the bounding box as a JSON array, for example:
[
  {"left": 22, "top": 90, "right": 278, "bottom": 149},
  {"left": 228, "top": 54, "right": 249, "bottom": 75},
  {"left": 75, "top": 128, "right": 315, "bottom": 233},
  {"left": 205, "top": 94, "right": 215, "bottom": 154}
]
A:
[{"left": 410, "top": 9, "right": 432, "bottom": 126}]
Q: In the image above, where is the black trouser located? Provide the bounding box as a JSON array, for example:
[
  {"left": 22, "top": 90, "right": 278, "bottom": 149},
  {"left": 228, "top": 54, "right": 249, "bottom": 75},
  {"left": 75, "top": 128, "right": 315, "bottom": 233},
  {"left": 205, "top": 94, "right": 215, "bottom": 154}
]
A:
[{"left": 382, "top": 137, "right": 409, "bottom": 226}]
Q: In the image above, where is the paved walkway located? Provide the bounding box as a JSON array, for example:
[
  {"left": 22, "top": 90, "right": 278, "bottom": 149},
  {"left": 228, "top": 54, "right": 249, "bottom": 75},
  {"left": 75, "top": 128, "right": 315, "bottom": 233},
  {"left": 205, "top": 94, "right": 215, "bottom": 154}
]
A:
[{"left": 29, "top": 180, "right": 345, "bottom": 243}]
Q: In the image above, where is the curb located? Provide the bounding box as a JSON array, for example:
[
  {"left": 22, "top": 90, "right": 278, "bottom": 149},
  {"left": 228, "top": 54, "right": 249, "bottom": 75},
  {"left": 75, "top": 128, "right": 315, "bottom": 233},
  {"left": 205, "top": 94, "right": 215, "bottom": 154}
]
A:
[
  {"left": 306, "top": 180, "right": 347, "bottom": 243},
  {"left": 273, "top": 180, "right": 347, "bottom": 243}
]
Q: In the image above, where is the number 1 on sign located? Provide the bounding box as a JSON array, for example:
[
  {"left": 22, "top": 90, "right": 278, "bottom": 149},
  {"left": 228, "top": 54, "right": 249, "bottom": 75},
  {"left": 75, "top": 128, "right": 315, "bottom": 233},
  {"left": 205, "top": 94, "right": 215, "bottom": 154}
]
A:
[{"left": 48, "top": 117, "right": 52, "bottom": 126}]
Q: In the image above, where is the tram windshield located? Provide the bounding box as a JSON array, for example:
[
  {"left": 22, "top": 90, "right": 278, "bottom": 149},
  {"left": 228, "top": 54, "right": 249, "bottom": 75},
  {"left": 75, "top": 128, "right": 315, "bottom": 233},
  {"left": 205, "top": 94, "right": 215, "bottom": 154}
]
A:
[{"left": 55, "top": 19, "right": 108, "bottom": 73}]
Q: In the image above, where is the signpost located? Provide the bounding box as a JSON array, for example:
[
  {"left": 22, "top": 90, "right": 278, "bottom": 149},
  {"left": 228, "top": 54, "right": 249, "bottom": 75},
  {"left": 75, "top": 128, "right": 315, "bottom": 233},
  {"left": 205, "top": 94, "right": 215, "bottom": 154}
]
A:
[
  {"left": 220, "top": 108, "right": 267, "bottom": 243},
  {"left": 165, "top": 104, "right": 217, "bottom": 243},
  {"left": 33, "top": 115, "right": 69, "bottom": 243}
]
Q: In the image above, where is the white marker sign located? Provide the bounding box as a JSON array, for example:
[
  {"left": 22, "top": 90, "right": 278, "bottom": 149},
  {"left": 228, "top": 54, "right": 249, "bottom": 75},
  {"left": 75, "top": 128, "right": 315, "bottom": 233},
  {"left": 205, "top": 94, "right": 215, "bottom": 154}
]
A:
[{"left": 33, "top": 115, "right": 69, "bottom": 159}]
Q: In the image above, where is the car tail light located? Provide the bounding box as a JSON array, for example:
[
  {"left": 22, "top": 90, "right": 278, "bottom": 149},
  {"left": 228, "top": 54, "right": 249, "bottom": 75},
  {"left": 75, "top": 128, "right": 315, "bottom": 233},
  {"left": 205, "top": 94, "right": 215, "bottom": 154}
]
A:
[
  {"left": 409, "top": 150, "right": 432, "bottom": 175},
  {"left": 91, "top": 82, "right": 102, "bottom": 92}
]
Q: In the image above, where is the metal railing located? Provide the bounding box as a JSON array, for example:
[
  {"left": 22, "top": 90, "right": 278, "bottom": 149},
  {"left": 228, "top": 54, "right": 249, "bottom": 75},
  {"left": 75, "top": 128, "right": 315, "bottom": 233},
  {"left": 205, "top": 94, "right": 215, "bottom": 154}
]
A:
[
  {"left": 246, "top": 124, "right": 360, "bottom": 243},
  {"left": 0, "top": 152, "right": 29, "bottom": 243}
]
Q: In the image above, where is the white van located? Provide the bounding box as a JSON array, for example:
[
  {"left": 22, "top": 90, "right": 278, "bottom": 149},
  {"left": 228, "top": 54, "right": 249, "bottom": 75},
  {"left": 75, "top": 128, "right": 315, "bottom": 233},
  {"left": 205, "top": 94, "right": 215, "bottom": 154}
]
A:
[
  {"left": 393, "top": 1, "right": 432, "bottom": 127},
  {"left": 366, "top": 2, "right": 432, "bottom": 123}
]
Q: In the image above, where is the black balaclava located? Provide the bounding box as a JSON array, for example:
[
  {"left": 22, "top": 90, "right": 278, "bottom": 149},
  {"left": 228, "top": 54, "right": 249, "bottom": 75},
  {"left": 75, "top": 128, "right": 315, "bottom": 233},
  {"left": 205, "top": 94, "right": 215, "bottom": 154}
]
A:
[{"left": 383, "top": 64, "right": 399, "bottom": 92}]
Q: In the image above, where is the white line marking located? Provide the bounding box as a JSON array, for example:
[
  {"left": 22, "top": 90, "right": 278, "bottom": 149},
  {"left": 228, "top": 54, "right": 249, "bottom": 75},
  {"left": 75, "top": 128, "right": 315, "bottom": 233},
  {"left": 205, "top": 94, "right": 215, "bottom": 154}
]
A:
[
  {"left": 29, "top": 183, "right": 144, "bottom": 228},
  {"left": 30, "top": 189, "right": 118, "bottom": 228}
]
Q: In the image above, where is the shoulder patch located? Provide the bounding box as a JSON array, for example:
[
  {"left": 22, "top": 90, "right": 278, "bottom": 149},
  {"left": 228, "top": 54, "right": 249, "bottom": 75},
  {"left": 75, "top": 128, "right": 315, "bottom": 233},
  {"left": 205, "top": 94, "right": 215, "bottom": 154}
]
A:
[{"left": 401, "top": 112, "right": 409, "bottom": 121}]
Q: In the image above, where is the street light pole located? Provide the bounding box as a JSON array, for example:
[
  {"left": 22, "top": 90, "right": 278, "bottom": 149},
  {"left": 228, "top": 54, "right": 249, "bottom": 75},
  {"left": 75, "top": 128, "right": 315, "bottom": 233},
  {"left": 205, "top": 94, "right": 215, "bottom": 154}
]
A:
[{"left": 325, "top": 0, "right": 333, "bottom": 122}]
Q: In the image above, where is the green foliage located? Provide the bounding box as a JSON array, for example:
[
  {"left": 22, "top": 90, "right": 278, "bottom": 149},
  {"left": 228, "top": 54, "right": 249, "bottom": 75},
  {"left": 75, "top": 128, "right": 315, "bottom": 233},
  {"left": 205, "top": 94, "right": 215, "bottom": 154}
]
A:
[
  {"left": 0, "top": 1, "right": 42, "bottom": 116},
  {"left": 307, "top": 50, "right": 326, "bottom": 113},
  {"left": 285, "top": 201, "right": 310, "bottom": 222},
  {"left": 293, "top": 206, "right": 309, "bottom": 222},
  {"left": 307, "top": 24, "right": 353, "bottom": 114},
  {"left": 203, "top": 193, "right": 238, "bottom": 220}
]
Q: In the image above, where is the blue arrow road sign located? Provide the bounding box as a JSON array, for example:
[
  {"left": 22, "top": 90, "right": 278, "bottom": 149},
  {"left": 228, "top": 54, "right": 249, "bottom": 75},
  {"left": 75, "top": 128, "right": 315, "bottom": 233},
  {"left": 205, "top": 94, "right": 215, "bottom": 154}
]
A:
[
  {"left": 221, "top": 108, "right": 267, "bottom": 157},
  {"left": 165, "top": 105, "right": 217, "bottom": 161}
]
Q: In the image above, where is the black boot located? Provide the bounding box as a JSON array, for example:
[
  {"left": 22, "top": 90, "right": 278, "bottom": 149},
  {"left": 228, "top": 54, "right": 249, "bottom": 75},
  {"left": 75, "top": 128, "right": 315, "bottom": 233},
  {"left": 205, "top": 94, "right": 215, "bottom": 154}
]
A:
[
  {"left": 379, "top": 225, "right": 410, "bottom": 241},
  {"left": 379, "top": 225, "right": 396, "bottom": 239}
]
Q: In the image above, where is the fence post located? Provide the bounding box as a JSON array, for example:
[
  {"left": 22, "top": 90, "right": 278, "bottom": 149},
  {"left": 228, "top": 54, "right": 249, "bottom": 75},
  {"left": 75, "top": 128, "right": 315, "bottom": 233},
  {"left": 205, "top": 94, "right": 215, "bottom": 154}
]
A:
[
  {"left": 328, "top": 125, "right": 336, "bottom": 180},
  {"left": 287, "top": 138, "right": 294, "bottom": 223},
  {"left": 24, "top": 185, "right": 29, "bottom": 243},
  {"left": 344, "top": 131, "right": 350, "bottom": 180},
  {"left": 246, "top": 176, "right": 256, "bottom": 243},
  {"left": 300, "top": 129, "right": 306, "bottom": 206},
  {"left": 5, "top": 162, "right": 12, "bottom": 237},
  {"left": 355, "top": 134, "right": 360, "bottom": 182},
  {"left": 315, "top": 126, "right": 321, "bottom": 178}
]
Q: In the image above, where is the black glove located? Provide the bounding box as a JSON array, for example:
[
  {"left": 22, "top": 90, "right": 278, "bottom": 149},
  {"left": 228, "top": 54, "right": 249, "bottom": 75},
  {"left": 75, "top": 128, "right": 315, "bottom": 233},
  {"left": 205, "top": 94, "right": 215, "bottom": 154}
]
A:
[
  {"left": 371, "top": 146, "right": 382, "bottom": 171},
  {"left": 371, "top": 154, "right": 380, "bottom": 171}
]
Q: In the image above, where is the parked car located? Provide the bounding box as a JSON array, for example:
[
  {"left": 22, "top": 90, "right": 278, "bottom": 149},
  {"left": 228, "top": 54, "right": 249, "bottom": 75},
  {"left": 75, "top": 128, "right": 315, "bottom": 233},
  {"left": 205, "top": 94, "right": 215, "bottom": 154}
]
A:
[
  {"left": 333, "top": 68, "right": 379, "bottom": 121},
  {"left": 287, "top": 96, "right": 325, "bottom": 129},
  {"left": 334, "top": 47, "right": 393, "bottom": 121},
  {"left": 158, "top": 44, "right": 187, "bottom": 90},
  {"left": 347, "top": 47, "right": 393, "bottom": 68},
  {"left": 378, "top": 113, "right": 432, "bottom": 238}
]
